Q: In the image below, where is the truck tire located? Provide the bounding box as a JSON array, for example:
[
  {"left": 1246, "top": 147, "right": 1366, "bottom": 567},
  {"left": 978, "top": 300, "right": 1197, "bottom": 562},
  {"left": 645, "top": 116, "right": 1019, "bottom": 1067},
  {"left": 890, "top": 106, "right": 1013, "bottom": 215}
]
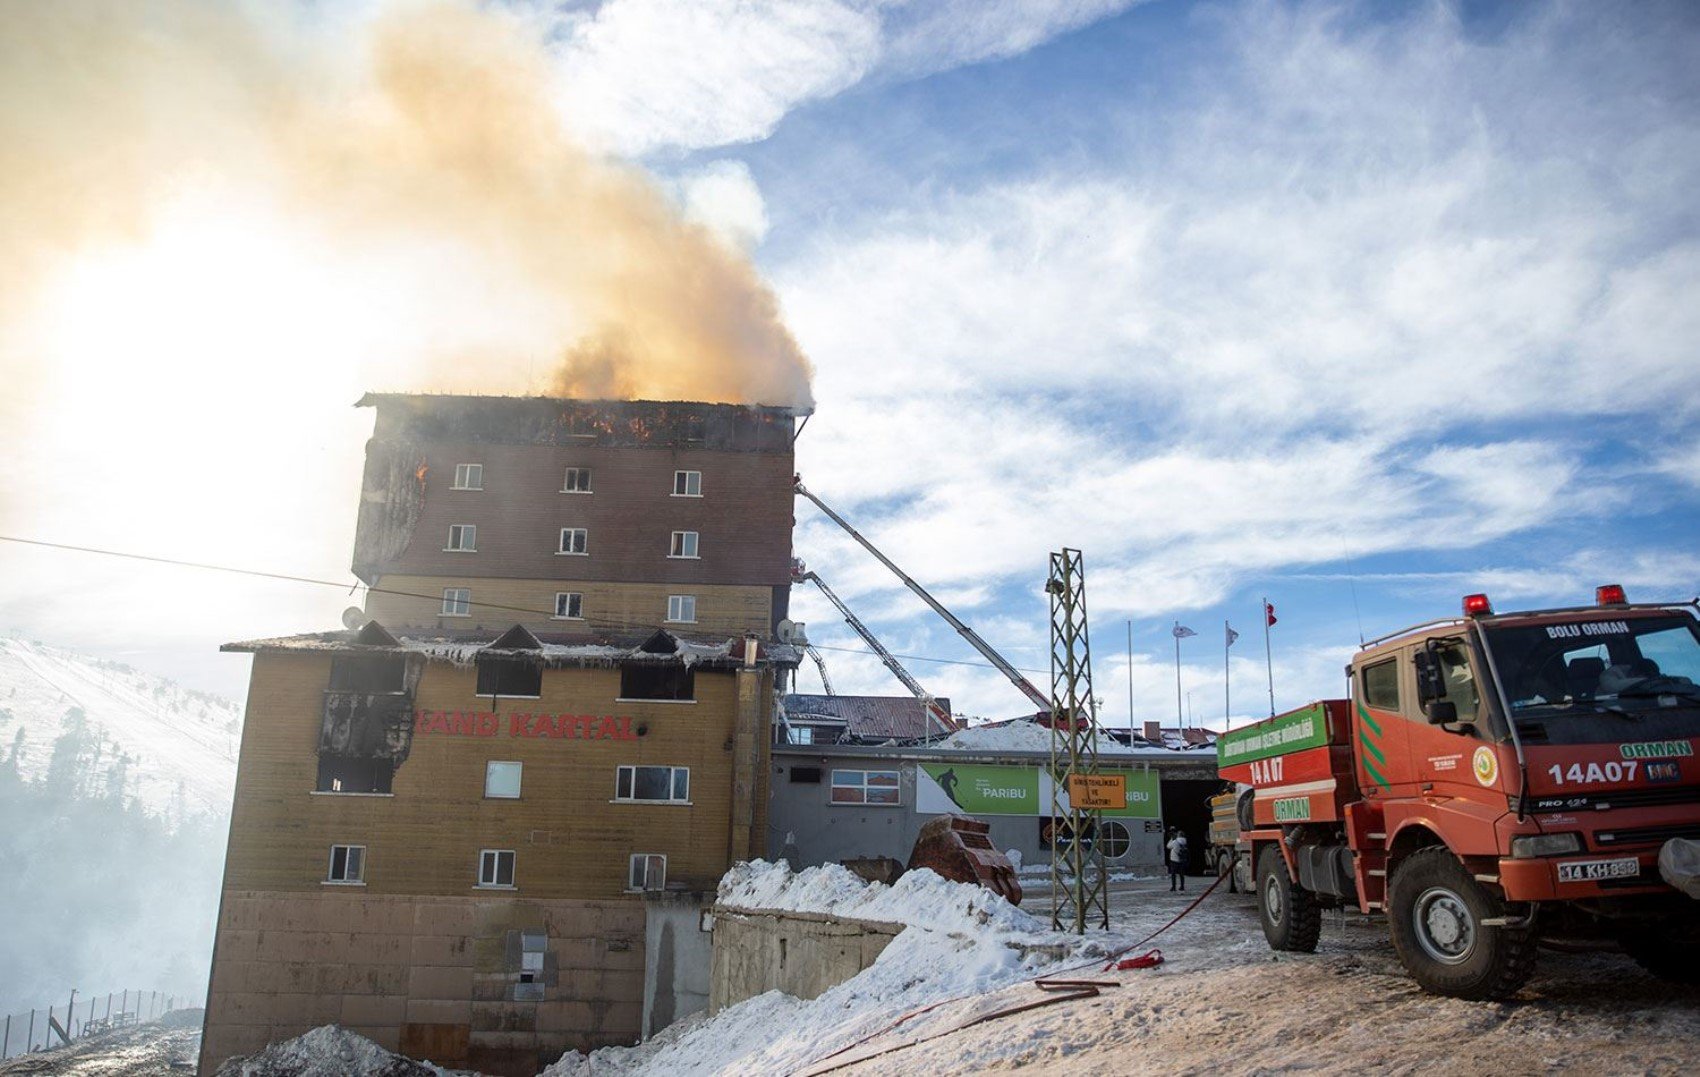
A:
[
  {"left": 1387, "top": 847, "right": 1536, "bottom": 1000},
  {"left": 1618, "top": 931, "right": 1700, "bottom": 985},
  {"left": 1236, "top": 788, "right": 1256, "bottom": 832},
  {"left": 1257, "top": 845, "right": 1321, "bottom": 952}
]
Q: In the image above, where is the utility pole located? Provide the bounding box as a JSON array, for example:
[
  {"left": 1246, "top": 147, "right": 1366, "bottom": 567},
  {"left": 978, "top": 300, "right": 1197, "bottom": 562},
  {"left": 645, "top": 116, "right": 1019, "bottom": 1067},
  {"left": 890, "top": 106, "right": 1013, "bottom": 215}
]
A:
[{"left": 1047, "top": 549, "right": 1108, "bottom": 933}]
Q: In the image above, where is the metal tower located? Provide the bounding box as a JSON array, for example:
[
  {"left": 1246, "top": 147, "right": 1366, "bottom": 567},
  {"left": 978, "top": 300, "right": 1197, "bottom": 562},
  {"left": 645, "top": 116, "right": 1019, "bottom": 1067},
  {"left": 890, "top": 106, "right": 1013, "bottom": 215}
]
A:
[{"left": 1047, "top": 548, "right": 1109, "bottom": 932}]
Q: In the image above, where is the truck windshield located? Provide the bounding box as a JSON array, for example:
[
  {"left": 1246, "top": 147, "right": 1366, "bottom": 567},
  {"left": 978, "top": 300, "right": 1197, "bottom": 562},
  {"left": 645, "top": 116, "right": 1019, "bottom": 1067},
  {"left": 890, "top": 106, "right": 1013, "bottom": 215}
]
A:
[{"left": 1482, "top": 613, "right": 1700, "bottom": 744}]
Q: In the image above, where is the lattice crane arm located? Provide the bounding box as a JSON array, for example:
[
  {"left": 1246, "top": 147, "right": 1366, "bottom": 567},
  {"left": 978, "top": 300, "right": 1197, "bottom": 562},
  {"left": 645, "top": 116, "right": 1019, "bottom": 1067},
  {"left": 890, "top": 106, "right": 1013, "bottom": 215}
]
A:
[
  {"left": 795, "top": 480, "right": 1052, "bottom": 714},
  {"left": 794, "top": 569, "right": 952, "bottom": 734}
]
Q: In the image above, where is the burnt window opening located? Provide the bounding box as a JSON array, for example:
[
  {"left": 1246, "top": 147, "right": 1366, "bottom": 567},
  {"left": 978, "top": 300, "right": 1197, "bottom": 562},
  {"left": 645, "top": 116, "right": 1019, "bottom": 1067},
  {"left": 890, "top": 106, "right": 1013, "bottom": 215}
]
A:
[
  {"left": 328, "top": 654, "right": 408, "bottom": 694},
  {"left": 790, "top": 766, "right": 823, "bottom": 784},
  {"left": 476, "top": 658, "right": 543, "bottom": 698},
  {"left": 317, "top": 754, "right": 395, "bottom": 794},
  {"left": 620, "top": 663, "right": 695, "bottom": 701}
]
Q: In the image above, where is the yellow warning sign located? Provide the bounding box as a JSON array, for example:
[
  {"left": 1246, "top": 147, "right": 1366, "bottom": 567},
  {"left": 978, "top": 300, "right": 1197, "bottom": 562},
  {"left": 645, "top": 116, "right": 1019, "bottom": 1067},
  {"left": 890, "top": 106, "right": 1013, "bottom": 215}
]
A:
[{"left": 1067, "top": 773, "right": 1127, "bottom": 810}]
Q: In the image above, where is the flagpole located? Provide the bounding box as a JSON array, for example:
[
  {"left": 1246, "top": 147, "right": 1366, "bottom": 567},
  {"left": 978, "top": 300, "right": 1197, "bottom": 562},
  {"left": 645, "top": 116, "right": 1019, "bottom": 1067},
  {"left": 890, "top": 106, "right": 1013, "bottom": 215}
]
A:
[
  {"left": 1174, "top": 621, "right": 1183, "bottom": 730},
  {"left": 1263, "top": 597, "right": 1275, "bottom": 717},
  {"left": 1224, "top": 620, "right": 1230, "bottom": 725},
  {"left": 1126, "top": 620, "right": 1134, "bottom": 733}
]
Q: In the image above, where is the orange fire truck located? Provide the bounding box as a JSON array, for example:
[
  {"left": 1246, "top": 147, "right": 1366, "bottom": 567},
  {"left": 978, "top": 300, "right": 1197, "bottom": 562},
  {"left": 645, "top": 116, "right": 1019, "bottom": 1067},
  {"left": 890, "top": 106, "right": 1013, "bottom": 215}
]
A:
[{"left": 1218, "top": 587, "right": 1700, "bottom": 998}]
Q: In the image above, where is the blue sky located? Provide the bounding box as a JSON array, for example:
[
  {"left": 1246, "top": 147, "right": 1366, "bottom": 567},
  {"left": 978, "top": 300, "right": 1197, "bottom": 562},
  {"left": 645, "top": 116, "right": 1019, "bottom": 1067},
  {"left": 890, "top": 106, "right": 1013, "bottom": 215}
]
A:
[{"left": 1, "top": 0, "right": 1697, "bottom": 728}]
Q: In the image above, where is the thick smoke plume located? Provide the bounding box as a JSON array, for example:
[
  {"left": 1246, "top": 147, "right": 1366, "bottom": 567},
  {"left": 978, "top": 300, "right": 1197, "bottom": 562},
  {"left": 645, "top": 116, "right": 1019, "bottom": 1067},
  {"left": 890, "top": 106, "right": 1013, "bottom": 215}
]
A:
[{"left": 0, "top": 0, "right": 815, "bottom": 410}]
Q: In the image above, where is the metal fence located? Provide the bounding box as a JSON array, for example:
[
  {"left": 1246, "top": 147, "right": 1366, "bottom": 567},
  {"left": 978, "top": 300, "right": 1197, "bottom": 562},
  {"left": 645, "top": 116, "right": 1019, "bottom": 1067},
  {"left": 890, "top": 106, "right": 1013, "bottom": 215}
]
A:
[{"left": 1, "top": 989, "right": 183, "bottom": 1060}]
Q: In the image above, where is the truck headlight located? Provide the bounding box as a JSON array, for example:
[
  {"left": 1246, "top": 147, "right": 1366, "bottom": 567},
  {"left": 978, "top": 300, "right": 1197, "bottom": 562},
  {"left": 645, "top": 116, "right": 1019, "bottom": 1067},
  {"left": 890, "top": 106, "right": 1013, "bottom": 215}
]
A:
[{"left": 1510, "top": 833, "right": 1582, "bottom": 858}]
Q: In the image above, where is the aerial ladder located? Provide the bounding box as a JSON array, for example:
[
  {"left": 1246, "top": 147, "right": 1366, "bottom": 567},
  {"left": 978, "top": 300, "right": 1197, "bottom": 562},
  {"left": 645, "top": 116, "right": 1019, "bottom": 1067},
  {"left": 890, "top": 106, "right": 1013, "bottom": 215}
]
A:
[
  {"left": 791, "top": 560, "right": 954, "bottom": 737},
  {"left": 794, "top": 479, "right": 1054, "bottom": 718}
]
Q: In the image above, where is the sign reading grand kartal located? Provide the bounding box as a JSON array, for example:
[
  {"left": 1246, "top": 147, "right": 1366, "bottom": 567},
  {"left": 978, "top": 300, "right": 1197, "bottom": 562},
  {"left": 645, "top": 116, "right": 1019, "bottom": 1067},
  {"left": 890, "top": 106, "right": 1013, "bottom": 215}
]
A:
[{"left": 414, "top": 710, "right": 639, "bottom": 740}]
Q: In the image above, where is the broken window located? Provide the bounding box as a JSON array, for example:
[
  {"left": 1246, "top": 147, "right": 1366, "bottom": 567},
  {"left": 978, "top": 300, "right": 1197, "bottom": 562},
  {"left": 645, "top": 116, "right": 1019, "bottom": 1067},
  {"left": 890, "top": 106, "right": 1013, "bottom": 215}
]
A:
[
  {"left": 452, "top": 463, "right": 483, "bottom": 490},
  {"left": 476, "top": 657, "right": 542, "bottom": 698},
  {"left": 619, "top": 663, "right": 694, "bottom": 701},
  {"left": 558, "top": 527, "right": 588, "bottom": 555},
  {"left": 328, "top": 654, "right": 408, "bottom": 694},
  {"left": 554, "top": 592, "right": 583, "bottom": 619},
  {"left": 615, "top": 765, "right": 689, "bottom": 802},
  {"left": 479, "top": 849, "right": 516, "bottom": 888},
  {"left": 317, "top": 754, "right": 394, "bottom": 794},
  {"left": 562, "top": 467, "right": 592, "bottom": 493},
  {"left": 666, "top": 594, "right": 696, "bottom": 623},
  {"left": 446, "top": 523, "right": 477, "bottom": 551},
  {"left": 669, "top": 531, "right": 699, "bottom": 558},
  {"left": 672, "top": 470, "right": 702, "bottom": 497},
  {"left": 327, "top": 844, "right": 365, "bottom": 883},
  {"left": 628, "top": 853, "right": 666, "bottom": 892},
  {"left": 789, "top": 766, "right": 823, "bottom": 784}
]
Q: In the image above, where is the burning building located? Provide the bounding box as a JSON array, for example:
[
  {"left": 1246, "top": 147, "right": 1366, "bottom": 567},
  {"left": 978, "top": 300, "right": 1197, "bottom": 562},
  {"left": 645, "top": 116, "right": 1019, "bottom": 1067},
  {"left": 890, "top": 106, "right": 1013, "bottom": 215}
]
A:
[{"left": 198, "top": 395, "right": 807, "bottom": 1075}]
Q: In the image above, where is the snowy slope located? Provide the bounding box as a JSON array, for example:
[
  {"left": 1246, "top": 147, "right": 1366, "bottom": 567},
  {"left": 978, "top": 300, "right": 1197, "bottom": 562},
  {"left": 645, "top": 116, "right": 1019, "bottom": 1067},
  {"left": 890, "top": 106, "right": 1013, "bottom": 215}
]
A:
[{"left": 0, "top": 636, "right": 241, "bottom": 817}]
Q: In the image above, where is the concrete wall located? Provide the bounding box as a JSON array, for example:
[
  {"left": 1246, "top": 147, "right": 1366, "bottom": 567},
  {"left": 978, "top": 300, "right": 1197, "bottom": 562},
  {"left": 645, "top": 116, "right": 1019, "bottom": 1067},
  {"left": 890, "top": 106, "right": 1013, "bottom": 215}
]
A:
[
  {"left": 707, "top": 909, "right": 901, "bottom": 1014},
  {"left": 198, "top": 891, "right": 643, "bottom": 1076},
  {"left": 641, "top": 892, "right": 713, "bottom": 1039}
]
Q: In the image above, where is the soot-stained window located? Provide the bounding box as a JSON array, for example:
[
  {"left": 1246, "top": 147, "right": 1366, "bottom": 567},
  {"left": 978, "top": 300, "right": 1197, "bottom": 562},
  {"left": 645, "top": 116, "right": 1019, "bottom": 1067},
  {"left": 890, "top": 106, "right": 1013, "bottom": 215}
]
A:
[
  {"left": 328, "top": 654, "right": 408, "bottom": 694},
  {"left": 317, "top": 755, "right": 394, "bottom": 794},
  {"left": 476, "top": 658, "right": 542, "bottom": 698},
  {"left": 619, "top": 663, "right": 694, "bottom": 701}
]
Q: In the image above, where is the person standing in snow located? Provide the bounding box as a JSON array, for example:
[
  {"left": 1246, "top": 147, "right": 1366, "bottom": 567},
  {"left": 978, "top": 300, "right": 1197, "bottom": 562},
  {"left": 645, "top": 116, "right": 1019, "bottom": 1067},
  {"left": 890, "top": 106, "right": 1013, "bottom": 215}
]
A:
[{"left": 1166, "top": 828, "right": 1189, "bottom": 891}]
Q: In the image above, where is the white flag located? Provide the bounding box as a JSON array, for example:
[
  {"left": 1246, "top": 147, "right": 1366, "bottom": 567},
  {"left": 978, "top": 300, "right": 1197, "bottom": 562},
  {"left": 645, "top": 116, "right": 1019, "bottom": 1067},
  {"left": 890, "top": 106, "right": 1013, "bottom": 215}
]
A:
[
  {"left": 1226, "top": 624, "right": 1240, "bottom": 647},
  {"left": 1172, "top": 623, "right": 1197, "bottom": 639}
]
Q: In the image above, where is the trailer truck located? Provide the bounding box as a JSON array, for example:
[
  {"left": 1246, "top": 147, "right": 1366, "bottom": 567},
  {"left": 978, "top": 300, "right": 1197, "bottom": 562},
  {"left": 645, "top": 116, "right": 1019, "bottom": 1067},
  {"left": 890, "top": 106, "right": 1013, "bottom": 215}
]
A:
[{"left": 1219, "top": 587, "right": 1700, "bottom": 998}]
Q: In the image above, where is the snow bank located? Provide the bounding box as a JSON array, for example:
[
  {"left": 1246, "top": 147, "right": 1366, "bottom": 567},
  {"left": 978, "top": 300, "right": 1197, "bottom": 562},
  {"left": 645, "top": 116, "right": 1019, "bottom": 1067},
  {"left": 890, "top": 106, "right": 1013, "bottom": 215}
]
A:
[
  {"left": 716, "top": 860, "right": 1043, "bottom": 935},
  {"left": 547, "top": 863, "right": 1105, "bottom": 1077},
  {"left": 214, "top": 1026, "right": 445, "bottom": 1077}
]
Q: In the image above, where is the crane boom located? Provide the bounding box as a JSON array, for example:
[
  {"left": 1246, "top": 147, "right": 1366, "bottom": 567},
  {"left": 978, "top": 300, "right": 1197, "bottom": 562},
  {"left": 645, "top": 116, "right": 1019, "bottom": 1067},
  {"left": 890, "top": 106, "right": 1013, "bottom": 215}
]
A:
[
  {"left": 795, "top": 569, "right": 953, "bottom": 735},
  {"left": 795, "top": 481, "right": 1052, "bottom": 714}
]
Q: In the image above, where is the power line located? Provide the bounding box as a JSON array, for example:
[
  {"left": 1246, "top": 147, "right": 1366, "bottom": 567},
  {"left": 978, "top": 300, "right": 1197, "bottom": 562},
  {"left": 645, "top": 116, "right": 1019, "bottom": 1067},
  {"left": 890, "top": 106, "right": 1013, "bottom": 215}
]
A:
[{"left": 0, "top": 533, "right": 1050, "bottom": 676}]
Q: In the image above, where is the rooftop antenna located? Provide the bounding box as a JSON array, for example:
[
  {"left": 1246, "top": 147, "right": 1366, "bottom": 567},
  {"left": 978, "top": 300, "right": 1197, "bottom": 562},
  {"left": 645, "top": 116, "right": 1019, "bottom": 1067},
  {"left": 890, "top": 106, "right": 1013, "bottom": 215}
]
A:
[{"left": 341, "top": 607, "right": 366, "bottom": 631}]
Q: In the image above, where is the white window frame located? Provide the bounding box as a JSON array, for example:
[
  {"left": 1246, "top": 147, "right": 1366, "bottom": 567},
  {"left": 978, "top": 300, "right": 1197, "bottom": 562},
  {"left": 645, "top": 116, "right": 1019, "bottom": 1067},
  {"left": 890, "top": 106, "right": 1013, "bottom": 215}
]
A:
[
  {"left": 614, "top": 764, "right": 691, "bottom": 804},
  {"left": 672, "top": 470, "right": 702, "bottom": 497},
  {"left": 485, "top": 761, "right": 523, "bottom": 800},
  {"left": 558, "top": 527, "right": 588, "bottom": 556},
  {"left": 830, "top": 769, "right": 902, "bottom": 807},
  {"left": 628, "top": 853, "right": 667, "bottom": 892},
  {"left": 442, "top": 588, "right": 471, "bottom": 617},
  {"left": 665, "top": 594, "right": 697, "bottom": 624},
  {"left": 326, "top": 844, "right": 366, "bottom": 885},
  {"left": 553, "top": 592, "right": 584, "bottom": 620},
  {"left": 669, "top": 531, "right": 700, "bottom": 559},
  {"left": 477, "top": 848, "right": 516, "bottom": 890},
  {"left": 452, "top": 463, "right": 483, "bottom": 490},
  {"left": 446, "top": 523, "right": 477, "bottom": 552},
  {"left": 562, "top": 467, "right": 593, "bottom": 494}
]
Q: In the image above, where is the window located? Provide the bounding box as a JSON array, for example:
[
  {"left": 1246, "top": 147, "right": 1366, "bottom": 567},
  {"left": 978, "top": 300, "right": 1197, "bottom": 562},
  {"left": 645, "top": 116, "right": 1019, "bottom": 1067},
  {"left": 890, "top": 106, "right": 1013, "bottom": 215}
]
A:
[
  {"left": 316, "top": 755, "right": 393, "bottom": 794},
  {"left": 615, "top": 765, "right": 690, "bottom": 803},
  {"left": 442, "top": 588, "right": 471, "bottom": 617},
  {"left": 562, "top": 467, "right": 592, "bottom": 493},
  {"left": 789, "top": 766, "right": 823, "bottom": 784},
  {"left": 1362, "top": 658, "right": 1400, "bottom": 710},
  {"left": 830, "top": 769, "right": 901, "bottom": 806},
  {"left": 446, "top": 524, "right": 477, "bottom": 552},
  {"left": 327, "top": 844, "right": 365, "bottom": 884},
  {"left": 1434, "top": 641, "right": 1480, "bottom": 724},
  {"left": 628, "top": 853, "right": 666, "bottom": 892},
  {"left": 1100, "top": 821, "right": 1132, "bottom": 860},
  {"left": 669, "top": 531, "right": 700, "bottom": 559},
  {"left": 452, "top": 463, "right": 483, "bottom": 490},
  {"left": 673, "top": 470, "right": 702, "bottom": 497},
  {"left": 619, "top": 663, "right": 695, "bottom": 701},
  {"left": 328, "top": 654, "right": 407, "bottom": 693},
  {"left": 666, "top": 594, "right": 697, "bottom": 623},
  {"left": 476, "top": 658, "right": 541, "bottom": 698},
  {"left": 558, "top": 527, "right": 588, "bottom": 555},
  {"left": 553, "top": 592, "right": 584, "bottom": 619},
  {"left": 485, "top": 761, "right": 523, "bottom": 799},
  {"left": 478, "top": 849, "right": 516, "bottom": 888}
]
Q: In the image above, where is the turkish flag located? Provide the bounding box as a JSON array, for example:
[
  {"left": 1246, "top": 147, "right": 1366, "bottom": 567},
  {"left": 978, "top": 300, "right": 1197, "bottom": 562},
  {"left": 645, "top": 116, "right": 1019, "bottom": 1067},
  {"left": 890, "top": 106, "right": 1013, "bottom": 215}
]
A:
[{"left": 1265, "top": 602, "right": 1278, "bottom": 627}]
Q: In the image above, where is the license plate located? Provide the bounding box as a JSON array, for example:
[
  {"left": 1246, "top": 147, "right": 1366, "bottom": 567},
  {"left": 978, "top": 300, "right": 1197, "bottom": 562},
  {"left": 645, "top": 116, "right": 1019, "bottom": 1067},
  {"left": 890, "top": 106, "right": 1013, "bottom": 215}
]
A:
[{"left": 1557, "top": 857, "right": 1640, "bottom": 883}]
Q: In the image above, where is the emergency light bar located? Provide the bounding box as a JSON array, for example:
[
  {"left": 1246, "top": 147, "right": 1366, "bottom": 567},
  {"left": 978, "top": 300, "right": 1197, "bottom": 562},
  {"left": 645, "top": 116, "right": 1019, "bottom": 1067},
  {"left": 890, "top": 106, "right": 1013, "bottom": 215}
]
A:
[
  {"left": 1463, "top": 593, "right": 1493, "bottom": 617},
  {"left": 1596, "top": 583, "right": 1628, "bottom": 606}
]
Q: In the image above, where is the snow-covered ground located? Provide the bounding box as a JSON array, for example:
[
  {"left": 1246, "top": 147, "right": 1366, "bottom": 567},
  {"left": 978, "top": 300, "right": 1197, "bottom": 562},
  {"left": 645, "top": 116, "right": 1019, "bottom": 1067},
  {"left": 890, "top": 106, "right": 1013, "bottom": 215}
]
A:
[{"left": 0, "top": 636, "right": 242, "bottom": 816}]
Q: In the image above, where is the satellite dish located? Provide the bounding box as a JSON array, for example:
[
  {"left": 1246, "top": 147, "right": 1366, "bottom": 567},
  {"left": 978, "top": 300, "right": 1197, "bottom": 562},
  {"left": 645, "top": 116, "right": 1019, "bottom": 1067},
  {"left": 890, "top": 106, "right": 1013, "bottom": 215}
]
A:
[
  {"left": 776, "top": 619, "right": 807, "bottom": 644},
  {"left": 341, "top": 607, "right": 367, "bottom": 631}
]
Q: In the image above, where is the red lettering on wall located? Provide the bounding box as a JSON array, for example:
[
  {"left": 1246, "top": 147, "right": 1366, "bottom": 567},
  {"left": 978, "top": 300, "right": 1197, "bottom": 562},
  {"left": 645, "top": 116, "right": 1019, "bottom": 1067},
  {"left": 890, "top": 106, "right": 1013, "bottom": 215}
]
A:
[{"left": 477, "top": 712, "right": 500, "bottom": 737}]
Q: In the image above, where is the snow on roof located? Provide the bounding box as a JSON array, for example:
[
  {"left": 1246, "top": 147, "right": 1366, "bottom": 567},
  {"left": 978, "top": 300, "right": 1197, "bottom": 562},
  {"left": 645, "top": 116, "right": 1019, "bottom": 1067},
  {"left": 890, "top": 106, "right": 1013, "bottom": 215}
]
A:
[
  {"left": 935, "top": 719, "right": 1188, "bottom": 756},
  {"left": 781, "top": 694, "right": 954, "bottom": 740},
  {"left": 221, "top": 627, "right": 801, "bottom": 670}
]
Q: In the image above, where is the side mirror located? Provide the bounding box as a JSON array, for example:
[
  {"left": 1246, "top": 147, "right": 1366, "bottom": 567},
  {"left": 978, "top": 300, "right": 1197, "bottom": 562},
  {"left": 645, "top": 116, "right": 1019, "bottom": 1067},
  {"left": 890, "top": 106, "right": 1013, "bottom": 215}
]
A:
[
  {"left": 1414, "top": 646, "right": 1446, "bottom": 705},
  {"left": 1424, "top": 699, "right": 1458, "bottom": 725}
]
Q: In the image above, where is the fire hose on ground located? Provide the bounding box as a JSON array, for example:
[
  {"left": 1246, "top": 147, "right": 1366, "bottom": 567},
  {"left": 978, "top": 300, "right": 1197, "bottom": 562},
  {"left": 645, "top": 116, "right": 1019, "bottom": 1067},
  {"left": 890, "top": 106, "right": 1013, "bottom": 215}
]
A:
[{"left": 794, "top": 869, "right": 1233, "bottom": 1076}]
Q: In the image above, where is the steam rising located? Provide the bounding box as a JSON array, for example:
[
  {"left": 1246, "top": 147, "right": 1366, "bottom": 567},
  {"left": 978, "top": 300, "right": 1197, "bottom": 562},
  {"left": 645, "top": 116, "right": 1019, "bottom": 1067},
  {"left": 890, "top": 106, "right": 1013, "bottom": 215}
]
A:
[{"left": 0, "top": 0, "right": 814, "bottom": 410}]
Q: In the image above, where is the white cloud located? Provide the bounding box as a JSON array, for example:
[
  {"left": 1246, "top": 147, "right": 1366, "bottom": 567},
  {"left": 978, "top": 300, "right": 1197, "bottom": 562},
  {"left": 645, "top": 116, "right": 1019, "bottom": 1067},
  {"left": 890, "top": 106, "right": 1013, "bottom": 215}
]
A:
[{"left": 675, "top": 159, "right": 770, "bottom": 249}]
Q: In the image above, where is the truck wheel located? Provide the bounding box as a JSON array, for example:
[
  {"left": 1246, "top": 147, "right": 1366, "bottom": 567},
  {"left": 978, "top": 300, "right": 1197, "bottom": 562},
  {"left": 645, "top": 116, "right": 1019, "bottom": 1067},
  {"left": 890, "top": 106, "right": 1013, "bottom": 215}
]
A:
[
  {"left": 1236, "top": 789, "right": 1256, "bottom": 832},
  {"left": 1257, "top": 845, "right": 1321, "bottom": 952},
  {"left": 1618, "top": 931, "right": 1700, "bottom": 985},
  {"left": 1387, "top": 847, "right": 1536, "bottom": 1000}
]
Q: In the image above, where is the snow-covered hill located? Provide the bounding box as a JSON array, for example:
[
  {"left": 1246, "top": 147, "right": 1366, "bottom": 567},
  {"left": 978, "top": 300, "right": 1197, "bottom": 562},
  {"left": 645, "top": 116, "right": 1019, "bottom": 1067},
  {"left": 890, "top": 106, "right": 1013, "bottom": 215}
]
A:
[{"left": 0, "top": 636, "right": 240, "bottom": 818}]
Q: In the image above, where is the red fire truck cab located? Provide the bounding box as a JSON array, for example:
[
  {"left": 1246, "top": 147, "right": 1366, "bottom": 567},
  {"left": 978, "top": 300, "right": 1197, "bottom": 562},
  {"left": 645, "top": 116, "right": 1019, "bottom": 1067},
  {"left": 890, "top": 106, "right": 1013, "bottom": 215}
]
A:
[{"left": 1218, "top": 588, "right": 1700, "bottom": 998}]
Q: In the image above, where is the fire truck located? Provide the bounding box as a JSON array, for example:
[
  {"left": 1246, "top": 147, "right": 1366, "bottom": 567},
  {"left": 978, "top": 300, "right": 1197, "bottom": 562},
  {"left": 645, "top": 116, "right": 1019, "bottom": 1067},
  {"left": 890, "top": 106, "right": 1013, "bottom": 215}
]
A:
[{"left": 1218, "top": 587, "right": 1700, "bottom": 999}]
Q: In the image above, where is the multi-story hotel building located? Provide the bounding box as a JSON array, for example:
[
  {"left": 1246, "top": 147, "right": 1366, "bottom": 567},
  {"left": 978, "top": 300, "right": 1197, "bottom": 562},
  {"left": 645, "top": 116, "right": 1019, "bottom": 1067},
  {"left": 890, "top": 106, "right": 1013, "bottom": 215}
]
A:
[{"left": 198, "top": 395, "right": 806, "bottom": 1075}]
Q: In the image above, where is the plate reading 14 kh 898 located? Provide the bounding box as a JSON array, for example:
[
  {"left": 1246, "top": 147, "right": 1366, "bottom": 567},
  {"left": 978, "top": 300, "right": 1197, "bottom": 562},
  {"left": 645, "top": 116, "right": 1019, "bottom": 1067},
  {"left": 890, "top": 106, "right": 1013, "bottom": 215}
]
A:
[{"left": 1556, "top": 857, "right": 1639, "bottom": 883}]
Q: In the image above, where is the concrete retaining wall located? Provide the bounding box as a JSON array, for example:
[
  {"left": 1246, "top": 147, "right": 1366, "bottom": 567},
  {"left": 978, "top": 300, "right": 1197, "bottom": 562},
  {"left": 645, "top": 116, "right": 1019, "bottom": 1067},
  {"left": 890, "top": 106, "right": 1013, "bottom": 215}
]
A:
[
  {"left": 708, "top": 907, "right": 903, "bottom": 1014},
  {"left": 642, "top": 892, "right": 713, "bottom": 1039}
]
